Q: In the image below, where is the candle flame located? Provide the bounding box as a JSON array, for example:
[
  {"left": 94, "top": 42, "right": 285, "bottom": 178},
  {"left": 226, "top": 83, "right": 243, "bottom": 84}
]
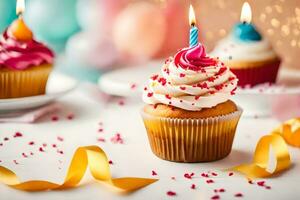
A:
[
  {"left": 240, "top": 2, "right": 252, "bottom": 23},
  {"left": 189, "top": 5, "right": 196, "bottom": 26},
  {"left": 16, "top": 0, "right": 25, "bottom": 16}
]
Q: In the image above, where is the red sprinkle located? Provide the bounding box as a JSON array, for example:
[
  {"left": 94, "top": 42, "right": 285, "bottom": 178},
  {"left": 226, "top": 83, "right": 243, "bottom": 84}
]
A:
[
  {"left": 184, "top": 173, "right": 194, "bottom": 179},
  {"left": 118, "top": 100, "right": 125, "bottom": 106},
  {"left": 98, "top": 128, "right": 104, "bottom": 132},
  {"left": 206, "top": 179, "right": 214, "bottom": 184},
  {"left": 165, "top": 94, "right": 172, "bottom": 100},
  {"left": 97, "top": 138, "right": 106, "bottom": 142},
  {"left": 51, "top": 116, "right": 59, "bottom": 121},
  {"left": 179, "top": 73, "right": 186, "bottom": 78},
  {"left": 265, "top": 186, "right": 271, "bottom": 190},
  {"left": 52, "top": 144, "right": 57, "bottom": 148},
  {"left": 257, "top": 181, "right": 265, "bottom": 186},
  {"left": 4, "top": 137, "right": 9, "bottom": 141},
  {"left": 147, "top": 92, "right": 153, "bottom": 97},
  {"left": 57, "top": 136, "right": 64, "bottom": 142},
  {"left": 0, "top": 143, "right": 3, "bottom": 146},
  {"left": 108, "top": 160, "right": 113, "bottom": 165},
  {"left": 42, "top": 143, "right": 47, "bottom": 147},
  {"left": 211, "top": 195, "right": 220, "bottom": 200},
  {"left": 130, "top": 83, "right": 137, "bottom": 90},
  {"left": 22, "top": 153, "right": 28, "bottom": 158},
  {"left": 211, "top": 172, "right": 218, "bottom": 176},
  {"left": 67, "top": 113, "right": 74, "bottom": 120},
  {"left": 180, "top": 86, "right": 186, "bottom": 90},
  {"left": 228, "top": 172, "right": 234, "bottom": 176},
  {"left": 166, "top": 191, "right": 176, "bottom": 196},
  {"left": 13, "top": 160, "right": 19, "bottom": 165},
  {"left": 201, "top": 173, "right": 209, "bottom": 178},
  {"left": 39, "top": 147, "right": 45, "bottom": 152},
  {"left": 28, "top": 141, "right": 35, "bottom": 145},
  {"left": 152, "top": 170, "right": 157, "bottom": 176},
  {"left": 13, "top": 132, "right": 23, "bottom": 138},
  {"left": 235, "top": 193, "right": 243, "bottom": 197},
  {"left": 110, "top": 133, "right": 124, "bottom": 144},
  {"left": 144, "top": 87, "right": 148, "bottom": 91},
  {"left": 57, "top": 150, "right": 64, "bottom": 154},
  {"left": 171, "top": 177, "right": 176, "bottom": 180},
  {"left": 191, "top": 184, "right": 196, "bottom": 189},
  {"left": 151, "top": 74, "right": 159, "bottom": 81}
]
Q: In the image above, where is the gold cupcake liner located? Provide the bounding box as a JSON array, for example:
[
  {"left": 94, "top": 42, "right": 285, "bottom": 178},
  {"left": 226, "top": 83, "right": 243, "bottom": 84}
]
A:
[
  {"left": 141, "top": 108, "right": 243, "bottom": 162},
  {"left": 0, "top": 64, "right": 53, "bottom": 99}
]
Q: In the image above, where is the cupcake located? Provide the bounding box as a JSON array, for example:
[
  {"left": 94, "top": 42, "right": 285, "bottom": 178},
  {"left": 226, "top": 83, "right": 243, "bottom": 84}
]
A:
[
  {"left": 210, "top": 23, "right": 281, "bottom": 87},
  {"left": 141, "top": 43, "right": 242, "bottom": 162},
  {"left": 0, "top": 18, "right": 54, "bottom": 99}
]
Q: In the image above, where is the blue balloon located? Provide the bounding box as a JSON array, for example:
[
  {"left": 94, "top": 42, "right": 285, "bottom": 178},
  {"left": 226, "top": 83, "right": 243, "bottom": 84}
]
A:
[
  {"left": 0, "top": 0, "right": 16, "bottom": 32},
  {"left": 24, "top": 0, "right": 80, "bottom": 43}
]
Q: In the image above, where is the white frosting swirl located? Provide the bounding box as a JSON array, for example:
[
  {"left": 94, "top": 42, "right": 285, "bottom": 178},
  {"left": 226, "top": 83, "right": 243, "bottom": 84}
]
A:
[
  {"left": 143, "top": 49, "right": 238, "bottom": 111},
  {"left": 210, "top": 36, "right": 277, "bottom": 62}
]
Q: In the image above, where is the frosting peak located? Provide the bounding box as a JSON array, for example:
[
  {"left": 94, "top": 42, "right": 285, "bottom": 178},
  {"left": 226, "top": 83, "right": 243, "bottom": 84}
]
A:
[
  {"left": 175, "top": 44, "right": 217, "bottom": 71},
  {"left": 143, "top": 43, "right": 238, "bottom": 111},
  {"left": 0, "top": 30, "right": 54, "bottom": 70}
]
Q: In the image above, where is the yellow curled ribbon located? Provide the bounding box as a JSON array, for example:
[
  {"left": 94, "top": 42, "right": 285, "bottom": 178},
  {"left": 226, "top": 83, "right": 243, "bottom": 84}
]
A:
[
  {"left": 0, "top": 146, "right": 158, "bottom": 191},
  {"left": 231, "top": 118, "right": 300, "bottom": 178}
]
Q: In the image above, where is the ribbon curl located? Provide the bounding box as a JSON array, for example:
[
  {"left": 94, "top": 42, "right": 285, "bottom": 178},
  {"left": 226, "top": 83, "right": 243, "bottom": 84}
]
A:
[
  {"left": 231, "top": 118, "right": 300, "bottom": 178},
  {"left": 0, "top": 146, "right": 158, "bottom": 191}
]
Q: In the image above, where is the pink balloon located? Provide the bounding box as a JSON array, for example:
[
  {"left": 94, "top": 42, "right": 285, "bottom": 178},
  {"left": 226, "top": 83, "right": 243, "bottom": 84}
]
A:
[
  {"left": 156, "top": 0, "right": 189, "bottom": 57},
  {"left": 66, "top": 32, "right": 119, "bottom": 69},
  {"left": 113, "top": 2, "right": 167, "bottom": 60}
]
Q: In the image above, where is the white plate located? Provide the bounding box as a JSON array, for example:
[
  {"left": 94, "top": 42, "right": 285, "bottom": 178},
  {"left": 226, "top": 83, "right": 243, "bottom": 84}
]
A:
[
  {"left": 98, "top": 63, "right": 300, "bottom": 117},
  {"left": 0, "top": 72, "right": 78, "bottom": 113}
]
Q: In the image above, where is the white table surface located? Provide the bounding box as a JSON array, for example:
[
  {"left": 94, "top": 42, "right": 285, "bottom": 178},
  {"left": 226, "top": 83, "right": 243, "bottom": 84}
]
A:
[{"left": 0, "top": 85, "right": 300, "bottom": 200}]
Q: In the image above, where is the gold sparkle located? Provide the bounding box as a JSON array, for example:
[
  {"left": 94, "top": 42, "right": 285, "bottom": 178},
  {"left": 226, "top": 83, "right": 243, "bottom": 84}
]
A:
[
  {"left": 281, "top": 25, "right": 290, "bottom": 36},
  {"left": 293, "top": 29, "right": 300, "bottom": 36},
  {"left": 291, "top": 39, "right": 297, "bottom": 47},
  {"left": 265, "top": 6, "right": 272, "bottom": 14},
  {"left": 274, "top": 5, "right": 283, "bottom": 13},
  {"left": 219, "top": 29, "right": 227, "bottom": 37},
  {"left": 260, "top": 13, "right": 266, "bottom": 22},
  {"left": 271, "top": 18, "right": 280, "bottom": 28},
  {"left": 295, "top": 8, "right": 300, "bottom": 16},
  {"left": 267, "top": 29, "right": 274, "bottom": 35}
]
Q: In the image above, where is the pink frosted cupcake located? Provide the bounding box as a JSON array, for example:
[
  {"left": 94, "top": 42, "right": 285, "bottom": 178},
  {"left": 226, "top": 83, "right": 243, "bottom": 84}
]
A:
[{"left": 141, "top": 44, "right": 242, "bottom": 162}]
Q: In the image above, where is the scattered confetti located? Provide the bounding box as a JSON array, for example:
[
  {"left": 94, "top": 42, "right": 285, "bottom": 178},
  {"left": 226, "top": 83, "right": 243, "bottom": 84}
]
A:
[
  {"left": 110, "top": 133, "right": 124, "bottom": 144},
  {"left": 13, "top": 132, "right": 23, "bottom": 138},
  {"left": 51, "top": 116, "right": 59, "bottom": 121},
  {"left": 191, "top": 184, "right": 196, "bottom": 189},
  {"left": 97, "top": 138, "right": 106, "bottom": 142},
  {"left": 108, "top": 160, "right": 113, "bottom": 165},
  {"left": 228, "top": 172, "right": 234, "bottom": 176},
  {"left": 39, "top": 147, "right": 45, "bottom": 152},
  {"left": 184, "top": 173, "right": 194, "bottom": 179},
  {"left": 57, "top": 136, "right": 64, "bottom": 142},
  {"left": 152, "top": 170, "right": 157, "bottom": 176},
  {"left": 206, "top": 179, "right": 214, "bottom": 184},
  {"left": 235, "top": 193, "right": 243, "bottom": 197},
  {"left": 201, "top": 173, "right": 209, "bottom": 178},
  {"left": 211, "top": 195, "right": 220, "bottom": 200},
  {"left": 67, "top": 113, "right": 74, "bottom": 120},
  {"left": 28, "top": 141, "right": 35, "bottom": 145},
  {"left": 4, "top": 137, "right": 9, "bottom": 141},
  {"left": 166, "top": 191, "right": 176, "bottom": 196},
  {"left": 13, "top": 160, "right": 19, "bottom": 165},
  {"left": 118, "top": 100, "right": 125, "bottom": 106}
]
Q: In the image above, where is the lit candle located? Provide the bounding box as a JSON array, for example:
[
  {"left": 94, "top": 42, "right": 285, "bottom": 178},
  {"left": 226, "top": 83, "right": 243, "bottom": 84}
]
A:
[
  {"left": 233, "top": 2, "right": 261, "bottom": 41},
  {"left": 9, "top": 0, "right": 33, "bottom": 41},
  {"left": 189, "top": 5, "right": 198, "bottom": 47}
]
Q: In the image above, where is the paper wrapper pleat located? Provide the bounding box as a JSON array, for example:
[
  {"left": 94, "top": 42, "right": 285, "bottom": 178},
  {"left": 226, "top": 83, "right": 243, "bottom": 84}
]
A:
[
  {"left": 141, "top": 108, "right": 242, "bottom": 163},
  {"left": 0, "top": 64, "right": 52, "bottom": 99},
  {"left": 231, "top": 60, "right": 280, "bottom": 87}
]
